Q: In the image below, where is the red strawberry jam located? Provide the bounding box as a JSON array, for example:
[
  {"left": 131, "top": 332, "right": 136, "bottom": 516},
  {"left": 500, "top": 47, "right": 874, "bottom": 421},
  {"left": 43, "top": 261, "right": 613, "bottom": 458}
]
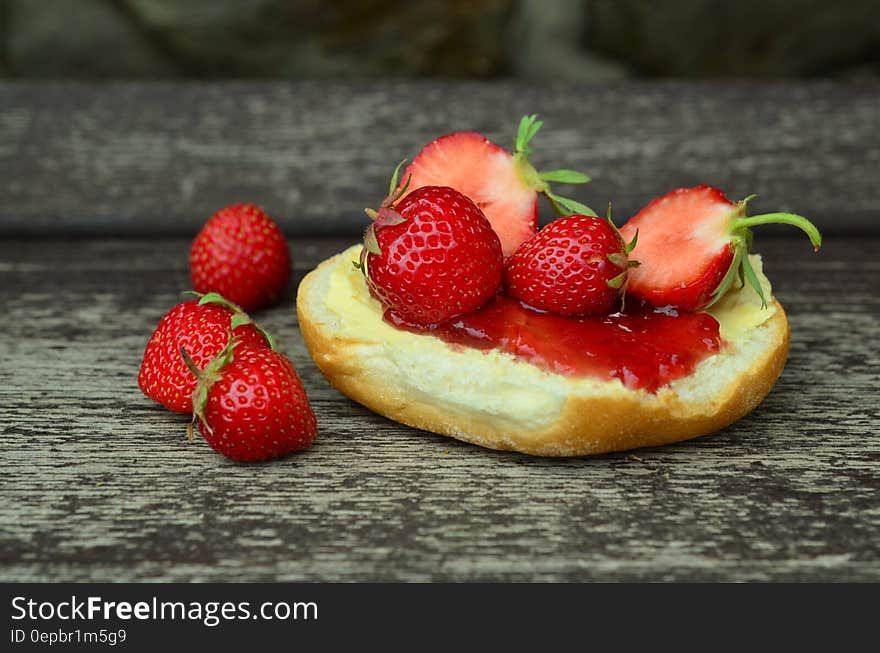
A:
[{"left": 385, "top": 296, "right": 722, "bottom": 392}]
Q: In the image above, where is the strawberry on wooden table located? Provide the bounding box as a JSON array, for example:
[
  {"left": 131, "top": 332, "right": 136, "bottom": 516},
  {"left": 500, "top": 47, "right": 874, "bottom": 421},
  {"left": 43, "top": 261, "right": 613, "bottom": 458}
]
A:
[
  {"left": 138, "top": 292, "right": 274, "bottom": 413},
  {"left": 190, "top": 203, "right": 292, "bottom": 312},
  {"left": 182, "top": 338, "right": 317, "bottom": 462},
  {"left": 358, "top": 164, "right": 504, "bottom": 328},
  {"left": 620, "top": 186, "right": 822, "bottom": 311},
  {"left": 401, "top": 114, "right": 595, "bottom": 257},
  {"left": 505, "top": 208, "right": 639, "bottom": 316}
]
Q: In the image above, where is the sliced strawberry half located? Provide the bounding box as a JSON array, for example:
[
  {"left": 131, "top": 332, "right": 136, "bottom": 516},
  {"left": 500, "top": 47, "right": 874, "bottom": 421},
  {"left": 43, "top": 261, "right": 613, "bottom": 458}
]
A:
[
  {"left": 401, "top": 115, "right": 595, "bottom": 257},
  {"left": 620, "top": 186, "right": 821, "bottom": 311}
]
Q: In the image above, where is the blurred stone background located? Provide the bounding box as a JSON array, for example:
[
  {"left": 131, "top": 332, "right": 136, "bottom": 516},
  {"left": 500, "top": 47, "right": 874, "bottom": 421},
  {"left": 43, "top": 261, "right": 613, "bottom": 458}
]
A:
[{"left": 1, "top": 0, "right": 878, "bottom": 80}]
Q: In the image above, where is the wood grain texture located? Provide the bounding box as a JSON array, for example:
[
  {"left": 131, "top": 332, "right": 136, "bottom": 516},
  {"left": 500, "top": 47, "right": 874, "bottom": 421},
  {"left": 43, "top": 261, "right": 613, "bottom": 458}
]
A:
[
  {"left": 1, "top": 235, "right": 877, "bottom": 582},
  {"left": 0, "top": 81, "right": 878, "bottom": 237}
]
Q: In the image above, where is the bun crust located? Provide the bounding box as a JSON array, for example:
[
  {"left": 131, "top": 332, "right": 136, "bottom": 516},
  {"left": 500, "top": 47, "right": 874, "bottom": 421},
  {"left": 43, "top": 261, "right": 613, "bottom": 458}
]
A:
[{"left": 297, "top": 247, "right": 790, "bottom": 456}]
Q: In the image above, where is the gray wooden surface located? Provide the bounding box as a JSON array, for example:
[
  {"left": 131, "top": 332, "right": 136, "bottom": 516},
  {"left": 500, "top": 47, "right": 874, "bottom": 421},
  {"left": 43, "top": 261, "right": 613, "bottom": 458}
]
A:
[
  {"left": 0, "top": 81, "right": 878, "bottom": 582},
  {"left": 0, "top": 81, "right": 878, "bottom": 237},
  {"left": 1, "top": 235, "right": 878, "bottom": 582}
]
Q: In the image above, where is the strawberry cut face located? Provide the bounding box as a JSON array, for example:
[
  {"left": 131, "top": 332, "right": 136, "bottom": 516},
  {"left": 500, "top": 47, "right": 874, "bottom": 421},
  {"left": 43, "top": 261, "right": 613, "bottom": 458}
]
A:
[
  {"left": 619, "top": 185, "right": 821, "bottom": 312},
  {"left": 620, "top": 186, "right": 738, "bottom": 311},
  {"left": 403, "top": 131, "right": 538, "bottom": 258},
  {"left": 399, "top": 116, "right": 596, "bottom": 259}
]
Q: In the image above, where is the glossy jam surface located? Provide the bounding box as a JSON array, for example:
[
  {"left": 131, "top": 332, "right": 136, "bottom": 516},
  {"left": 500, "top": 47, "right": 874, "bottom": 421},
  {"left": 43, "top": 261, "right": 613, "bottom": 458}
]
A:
[{"left": 386, "top": 296, "right": 722, "bottom": 392}]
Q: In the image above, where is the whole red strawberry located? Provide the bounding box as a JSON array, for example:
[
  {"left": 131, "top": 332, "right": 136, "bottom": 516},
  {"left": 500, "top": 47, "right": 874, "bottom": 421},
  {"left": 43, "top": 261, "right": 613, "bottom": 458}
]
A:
[
  {"left": 138, "top": 292, "right": 273, "bottom": 413},
  {"left": 359, "top": 168, "right": 503, "bottom": 327},
  {"left": 190, "top": 203, "right": 291, "bottom": 312},
  {"left": 184, "top": 339, "right": 317, "bottom": 462},
  {"left": 620, "top": 186, "right": 821, "bottom": 311},
  {"left": 505, "top": 211, "right": 638, "bottom": 316}
]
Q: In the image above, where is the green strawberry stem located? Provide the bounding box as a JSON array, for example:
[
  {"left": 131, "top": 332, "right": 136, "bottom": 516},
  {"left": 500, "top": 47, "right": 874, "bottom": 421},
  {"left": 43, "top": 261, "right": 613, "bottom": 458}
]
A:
[
  {"left": 512, "top": 114, "right": 597, "bottom": 217},
  {"left": 539, "top": 169, "right": 591, "bottom": 184},
  {"left": 708, "top": 205, "right": 822, "bottom": 310},
  {"left": 184, "top": 290, "right": 277, "bottom": 351},
  {"left": 180, "top": 333, "right": 239, "bottom": 440},
  {"left": 731, "top": 213, "right": 822, "bottom": 251}
]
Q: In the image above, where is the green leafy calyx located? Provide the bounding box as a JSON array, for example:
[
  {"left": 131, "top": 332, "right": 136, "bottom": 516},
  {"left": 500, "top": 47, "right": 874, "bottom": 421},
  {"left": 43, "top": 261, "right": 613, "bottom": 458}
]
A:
[
  {"left": 181, "top": 332, "right": 239, "bottom": 440},
  {"left": 603, "top": 204, "right": 639, "bottom": 303},
  {"left": 357, "top": 161, "right": 414, "bottom": 272},
  {"left": 185, "top": 290, "right": 276, "bottom": 351},
  {"left": 512, "top": 114, "right": 596, "bottom": 218},
  {"left": 707, "top": 195, "right": 822, "bottom": 309}
]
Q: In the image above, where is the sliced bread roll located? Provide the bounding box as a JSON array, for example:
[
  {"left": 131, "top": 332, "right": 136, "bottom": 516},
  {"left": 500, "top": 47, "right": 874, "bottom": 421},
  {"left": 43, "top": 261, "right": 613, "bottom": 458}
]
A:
[{"left": 297, "top": 245, "right": 790, "bottom": 456}]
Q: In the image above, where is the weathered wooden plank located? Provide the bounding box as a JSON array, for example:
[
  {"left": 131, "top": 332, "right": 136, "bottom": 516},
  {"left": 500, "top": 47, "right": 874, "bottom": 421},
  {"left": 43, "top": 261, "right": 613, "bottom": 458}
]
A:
[
  {"left": 0, "top": 236, "right": 877, "bottom": 581},
  {"left": 0, "top": 81, "right": 878, "bottom": 237}
]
